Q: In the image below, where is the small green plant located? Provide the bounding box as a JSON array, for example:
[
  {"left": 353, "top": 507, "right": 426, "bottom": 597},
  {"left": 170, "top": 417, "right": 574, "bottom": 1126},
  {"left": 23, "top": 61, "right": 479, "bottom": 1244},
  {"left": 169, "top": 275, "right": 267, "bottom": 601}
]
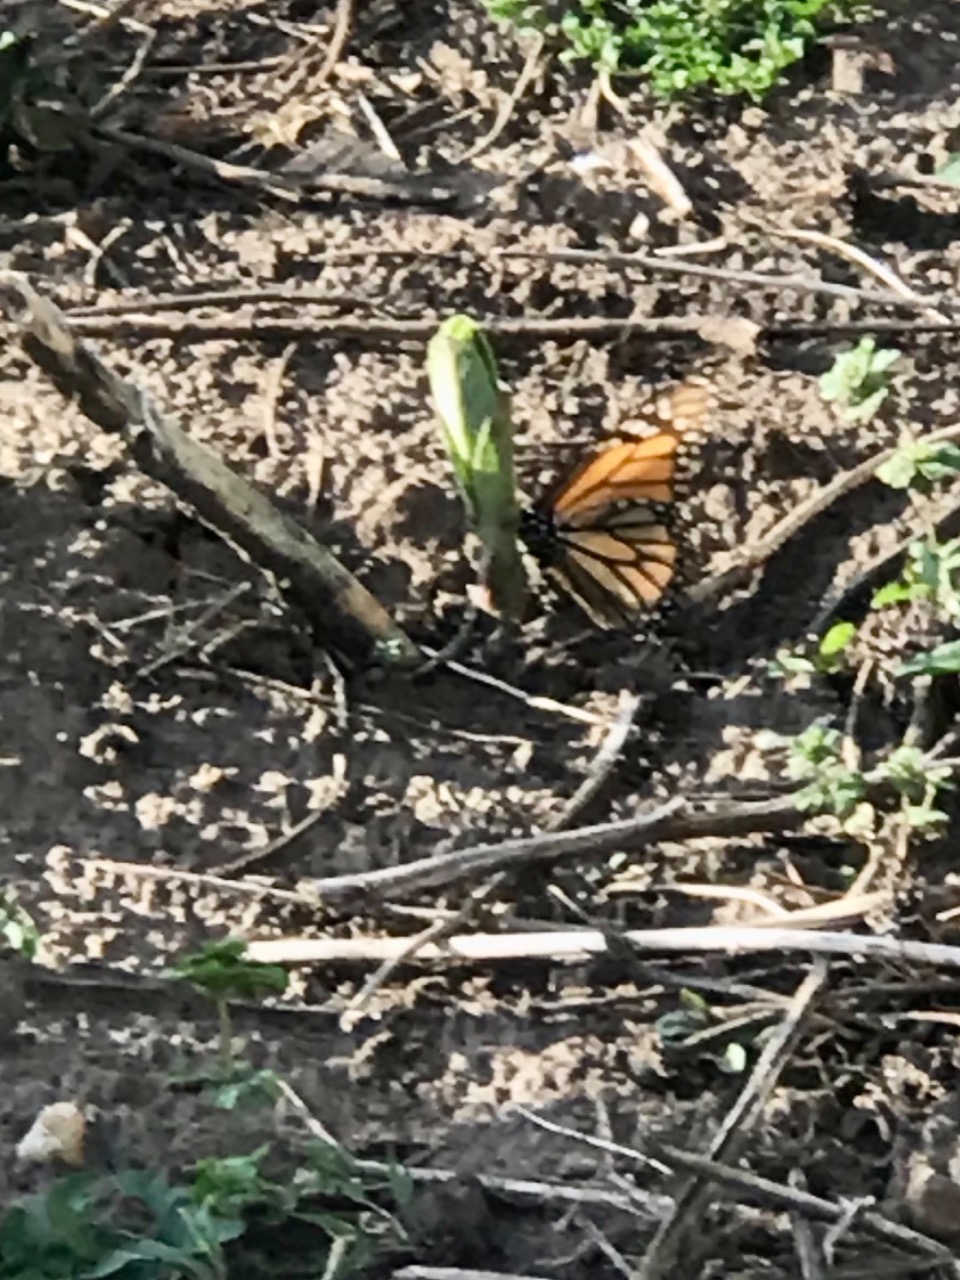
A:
[
  {"left": 770, "top": 620, "right": 856, "bottom": 677},
  {"left": 872, "top": 536, "right": 960, "bottom": 622},
  {"left": 935, "top": 153, "right": 960, "bottom": 188},
  {"left": 427, "top": 315, "right": 528, "bottom": 619},
  {"left": 0, "top": 890, "right": 39, "bottom": 958},
  {"left": 166, "top": 939, "right": 288, "bottom": 1075},
  {"left": 484, "top": 0, "right": 855, "bottom": 101},
  {"left": 656, "top": 991, "right": 750, "bottom": 1074},
  {"left": 819, "top": 337, "right": 901, "bottom": 422},
  {"left": 876, "top": 439, "right": 960, "bottom": 490},
  {"left": 770, "top": 723, "right": 866, "bottom": 817},
  {"left": 900, "top": 638, "right": 960, "bottom": 678}
]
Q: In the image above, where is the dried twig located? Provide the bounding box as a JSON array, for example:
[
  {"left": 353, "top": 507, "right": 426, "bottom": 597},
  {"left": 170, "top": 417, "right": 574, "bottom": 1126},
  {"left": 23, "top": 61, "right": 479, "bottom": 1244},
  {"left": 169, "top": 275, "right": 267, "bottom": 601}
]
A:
[
  {"left": 66, "top": 287, "right": 375, "bottom": 317},
  {"left": 277, "top": 0, "right": 353, "bottom": 98},
  {"left": 341, "top": 693, "right": 641, "bottom": 1021},
  {"left": 637, "top": 962, "right": 828, "bottom": 1280},
  {"left": 688, "top": 421, "right": 960, "bottom": 605},
  {"left": 90, "top": 26, "right": 156, "bottom": 120},
  {"left": 518, "top": 1110, "right": 954, "bottom": 1269},
  {"left": 291, "top": 796, "right": 805, "bottom": 909},
  {"left": 544, "top": 692, "right": 641, "bottom": 831},
  {"left": 62, "top": 311, "right": 960, "bottom": 344},
  {"left": 86, "top": 857, "right": 307, "bottom": 904},
  {"left": 261, "top": 341, "right": 297, "bottom": 459},
  {"left": 246, "top": 922, "right": 960, "bottom": 969},
  {"left": 462, "top": 35, "right": 546, "bottom": 163},
  {"left": 495, "top": 246, "right": 959, "bottom": 314},
  {"left": 790, "top": 1171, "right": 826, "bottom": 1280},
  {"left": 63, "top": 312, "right": 724, "bottom": 341},
  {"left": 355, "top": 90, "right": 404, "bottom": 164},
  {"left": 422, "top": 652, "right": 618, "bottom": 728},
  {"left": 758, "top": 225, "right": 946, "bottom": 320},
  {"left": 96, "top": 123, "right": 456, "bottom": 205},
  {"left": 0, "top": 274, "right": 420, "bottom": 669}
]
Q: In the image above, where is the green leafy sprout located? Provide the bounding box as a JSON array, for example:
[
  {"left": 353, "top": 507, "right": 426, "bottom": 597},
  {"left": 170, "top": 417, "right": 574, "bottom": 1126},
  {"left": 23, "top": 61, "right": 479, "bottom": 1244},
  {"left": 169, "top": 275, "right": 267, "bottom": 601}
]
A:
[
  {"left": 483, "top": 0, "right": 856, "bottom": 101},
  {"left": 819, "top": 337, "right": 901, "bottom": 423},
  {"left": 165, "top": 938, "right": 288, "bottom": 1075},
  {"left": 871, "top": 536, "right": 960, "bottom": 623},
  {"left": 0, "top": 890, "right": 38, "bottom": 958},
  {"left": 0, "top": 1142, "right": 414, "bottom": 1280},
  {"left": 427, "top": 315, "right": 528, "bottom": 620},
  {"left": 876, "top": 439, "right": 960, "bottom": 491},
  {"left": 770, "top": 620, "right": 856, "bottom": 677}
]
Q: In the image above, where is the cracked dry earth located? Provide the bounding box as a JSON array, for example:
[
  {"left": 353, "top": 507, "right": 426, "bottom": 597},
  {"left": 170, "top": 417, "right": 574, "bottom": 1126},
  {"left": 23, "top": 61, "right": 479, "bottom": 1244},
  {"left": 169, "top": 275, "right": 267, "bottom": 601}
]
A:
[{"left": 4, "top": 0, "right": 960, "bottom": 1275}]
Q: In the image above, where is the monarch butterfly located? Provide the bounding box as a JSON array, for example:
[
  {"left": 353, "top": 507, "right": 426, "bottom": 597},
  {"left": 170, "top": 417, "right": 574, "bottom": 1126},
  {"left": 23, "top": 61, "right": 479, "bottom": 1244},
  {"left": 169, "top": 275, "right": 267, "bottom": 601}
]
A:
[{"left": 519, "top": 381, "right": 710, "bottom": 628}]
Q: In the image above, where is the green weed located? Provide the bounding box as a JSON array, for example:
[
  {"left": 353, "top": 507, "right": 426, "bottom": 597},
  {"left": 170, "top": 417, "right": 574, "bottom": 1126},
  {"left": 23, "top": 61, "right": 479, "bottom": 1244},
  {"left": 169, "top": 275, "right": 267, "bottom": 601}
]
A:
[
  {"left": 483, "top": 0, "right": 856, "bottom": 101},
  {"left": 819, "top": 337, "right": 901, "bottom": 423},
  {"left": 165, "top": 938, "right": 288, "bottom": 1075}
]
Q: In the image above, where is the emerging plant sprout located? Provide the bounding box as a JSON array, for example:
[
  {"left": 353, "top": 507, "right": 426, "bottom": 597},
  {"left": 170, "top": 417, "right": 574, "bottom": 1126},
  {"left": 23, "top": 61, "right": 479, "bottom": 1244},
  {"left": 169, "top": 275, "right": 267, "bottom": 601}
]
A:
[{"left": 427, "top": 315, "right": 528, "bottom": 620}]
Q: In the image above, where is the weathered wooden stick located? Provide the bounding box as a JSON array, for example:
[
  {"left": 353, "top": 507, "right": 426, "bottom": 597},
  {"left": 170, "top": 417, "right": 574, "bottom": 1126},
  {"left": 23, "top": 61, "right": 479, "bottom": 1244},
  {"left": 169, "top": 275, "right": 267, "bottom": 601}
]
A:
[{"left": 0, "top": 274, "right": 420, "bottom": 669}]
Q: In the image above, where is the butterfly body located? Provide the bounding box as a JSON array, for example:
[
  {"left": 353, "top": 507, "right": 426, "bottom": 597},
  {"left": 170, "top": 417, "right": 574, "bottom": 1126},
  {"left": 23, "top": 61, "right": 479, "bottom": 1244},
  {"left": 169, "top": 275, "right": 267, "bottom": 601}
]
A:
[{"left": 520, "top": 381, "right": 709, "bottom": 628}]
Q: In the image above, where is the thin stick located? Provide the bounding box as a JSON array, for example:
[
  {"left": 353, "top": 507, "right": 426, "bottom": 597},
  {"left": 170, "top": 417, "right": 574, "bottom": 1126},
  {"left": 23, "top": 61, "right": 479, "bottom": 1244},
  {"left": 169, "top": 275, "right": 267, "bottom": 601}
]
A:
[
  {"left": 292, "top": 796, "right": 805, "bottom": 909},
  {"left": 246, "top": 922, "right": 960, "bottom": 969},
  {"left": 63, "top": 312, "right": 725, "bottom": 341},
  {"left": 96, "top": 124, "right": 455, "bottom": 205},
  {"left": 61, "top": 311, "right": 960, "bottom": 343},
  {"left": 86, "top": 857, "right": 307, "bottom": 904},
  {"left": 0, "top": 274, "right": 420, "bottom": 669},
  {"left": 423, "top": 651, "right": 616, "bottom": 728},
  {"left": 261, "top": 341, "right": 297, "bottom": 459},
  {"left": 462, "top": 35, "right": 546, "bottom": 163},
  {"left": 517, "top": 1110, "right": 953, "bottom": 1267},
  {"left": 688, "top": 421, "right": 960, "bottom": 605},
  {"left": 355, "top": 90, "right": 404, "bottom": 164},
  {"left": 66, "top": 287, "right": 376, "bottom": 317},
  {"left": 278, "top": 0, "right": 353, "bottom": 97},
  {"left": 544, "top": 692, "right": 641, "bottom": 831},
  {"left": 637, "top": 962, "right": 828, "bottom": 1280},
  {"left": 790, "top": 1170, "right": 827, "bottom": 1280},
  {"left": 342, "top": 694, "right": 641, "bottom": 1020},
  {"left": 213, "top": 810, "right": 327, "bottom": 877},
  {"left": 495, "top": 246, "right": 958, "bottom": 315},
  {"left": 90, "top": 27, "right": 156, "bottom": 120},
  {"left": 760, "top": 225, "right": 946, "bottom": 320}
]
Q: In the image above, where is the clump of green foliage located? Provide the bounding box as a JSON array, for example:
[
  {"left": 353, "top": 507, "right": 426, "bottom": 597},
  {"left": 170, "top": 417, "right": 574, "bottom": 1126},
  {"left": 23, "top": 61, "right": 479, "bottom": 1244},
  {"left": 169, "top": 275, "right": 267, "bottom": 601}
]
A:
[
  {"left": 483, "top": 0, "right": 855, "bottom": 101},
  {"left": 0, "top": 932, "right": 413, "bottom": 1280},
  {"left": 762, "top": 353, "right": 960, "bottom": 840}
]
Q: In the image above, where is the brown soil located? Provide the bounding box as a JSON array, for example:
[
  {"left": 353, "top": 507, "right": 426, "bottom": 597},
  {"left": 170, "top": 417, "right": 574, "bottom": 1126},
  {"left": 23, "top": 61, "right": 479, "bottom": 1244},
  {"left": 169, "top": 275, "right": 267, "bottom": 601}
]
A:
[{"left": 4, "top": 1, "right": 960, "bottom": 1276}]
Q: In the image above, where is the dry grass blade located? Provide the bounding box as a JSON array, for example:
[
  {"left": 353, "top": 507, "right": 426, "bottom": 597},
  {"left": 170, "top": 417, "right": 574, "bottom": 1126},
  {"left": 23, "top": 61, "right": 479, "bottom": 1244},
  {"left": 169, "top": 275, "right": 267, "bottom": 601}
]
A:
[{"left": 246, "top": 923, "right": 960, "bottom": 969}]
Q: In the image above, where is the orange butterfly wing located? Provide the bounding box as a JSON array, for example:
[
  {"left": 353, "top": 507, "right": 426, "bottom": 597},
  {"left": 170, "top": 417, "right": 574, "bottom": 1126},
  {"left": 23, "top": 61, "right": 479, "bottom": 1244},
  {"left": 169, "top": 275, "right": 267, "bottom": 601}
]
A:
[{"left": 523, "top": 381, "right": 709, "bottom": 627}]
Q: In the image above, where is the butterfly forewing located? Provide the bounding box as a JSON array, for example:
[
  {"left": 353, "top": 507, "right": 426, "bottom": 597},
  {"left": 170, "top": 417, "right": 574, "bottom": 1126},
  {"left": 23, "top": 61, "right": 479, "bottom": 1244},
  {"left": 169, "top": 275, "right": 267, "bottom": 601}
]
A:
[{"left": 553, "top": 437, "right": 680, "bottom": 516}]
